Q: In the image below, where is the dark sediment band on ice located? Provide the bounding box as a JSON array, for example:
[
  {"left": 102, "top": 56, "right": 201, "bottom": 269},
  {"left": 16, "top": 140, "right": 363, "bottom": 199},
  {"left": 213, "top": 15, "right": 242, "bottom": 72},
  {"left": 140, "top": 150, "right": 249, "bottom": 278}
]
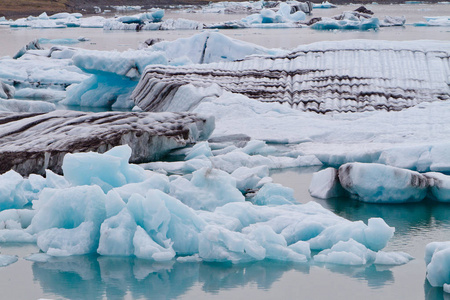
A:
[
  {"left": 133, "top": 45, "right": 450, "bottom": 113},
  {"left": 0, "top": 110, "right": 214, "bottom": 176}
]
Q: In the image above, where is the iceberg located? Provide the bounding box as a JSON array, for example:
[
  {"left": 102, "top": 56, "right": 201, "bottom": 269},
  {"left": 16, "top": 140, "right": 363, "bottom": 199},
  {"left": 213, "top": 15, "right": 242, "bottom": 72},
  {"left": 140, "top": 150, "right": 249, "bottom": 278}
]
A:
[
  {"left": 338, "top": 163, "right": 429, "bottom": 203},
  {"left": 133, "top": 38, "right": 450, "bottom": 114},
  {"left": 309, "top": 162, "right": 450, "bottom": 203},
  {"left": 308, "top": 167, "right": 346, "bottom": 199}
]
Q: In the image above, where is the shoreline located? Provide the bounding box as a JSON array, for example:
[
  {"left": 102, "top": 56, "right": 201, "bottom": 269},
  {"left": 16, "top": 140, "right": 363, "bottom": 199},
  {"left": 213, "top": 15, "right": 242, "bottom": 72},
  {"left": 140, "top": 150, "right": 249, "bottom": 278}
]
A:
[{"left": 0, "top": 0, "right": 446, "bottom": 19}]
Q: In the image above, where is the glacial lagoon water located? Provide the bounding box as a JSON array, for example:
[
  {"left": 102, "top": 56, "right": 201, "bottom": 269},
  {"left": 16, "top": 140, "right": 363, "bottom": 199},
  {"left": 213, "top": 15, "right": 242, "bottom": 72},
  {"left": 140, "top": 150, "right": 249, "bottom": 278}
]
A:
[{"left": 0, "top": 3, "right": 450, "bottom": 299}]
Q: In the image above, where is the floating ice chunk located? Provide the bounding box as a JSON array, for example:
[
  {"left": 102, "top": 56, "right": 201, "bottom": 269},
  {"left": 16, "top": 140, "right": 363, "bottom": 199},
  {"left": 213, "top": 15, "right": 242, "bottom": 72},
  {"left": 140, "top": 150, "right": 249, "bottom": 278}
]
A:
[
  {"left": 289, "top": 241, "right": 311, "bottom": 260},
  {"left": 308, "top": 217, "right": 394, "bottom": 252},
  {"left": 0, "top": 229, "right": 36, "bottom": 243},
  {"left": 29, "top": 185, "right": 106, "bottom": 255},
  {"left": 38, "top": 221, "right": 98, "bottom": 256},
  {"left": 338, "top": 163, "right": 429, "bottom": 203},
  {"left": 426, "top": 241, "right": 450, "bottom": 287},
  {"left": 25, "top": 253, "right": 52, "bottom": 262},
  {"left": 111, "top": 173, "right": 170, "bottom": 203},
  {"left": 0, "top": 99, "right": 56, "bottom": 113},
  {"left": 148, "top": 32, "right": 287, "bottom": 65},
  {"left": 133, "top": 226, "right": 175, "bottom": 261},
  {"left": 169, "top": 167, "right": 244, "bottom": 211},
  {"left": 244, "top": 225, "right": 308, "bottom": 262},
  {"left": 425, "top": 241, "right": 450, "bottom": 265},
  {"left": 445, "top": 284, "right": 450, "bottom": 294},
  {"left": 311, "top": 16, "right": 379, "bottom": 31},
  {"left": 374, "top": 251, "right": 413, "bottom": 265},
  {"left": 62, "top": 145, "right": 147, "bottom": 192},
  {"left": 0, "top": 170, "right": 29, "bottom": 210},
  {"left": 0, "top": 209, "right": 36, "bottom": 229},
  {"left": 128, "top": 189, "right": 206, "bottom": 255},
  {"left": 309, "top": 167, "right": 346, "bottom": 199},
  {"left": 0, "top": 255, "right": 18, "bottom": 267},
  {"left": 185, "top": 142, "right": 213, "bottom": 160},
  {"left": 127, "top": 192, "right": 170, "bottom": 246},
  {"left": 314, "top": 239, "right": 376, "bottom": 265},
  {"left": 49, "top": 12, "right": 82, "bottom": 19},
  {"left": 63, "top": 74, "right": 137, "bottom": 108},
  {"left": 277, "top": 3, "right": 306, "bottom": 22},
  {"left": 72, "top": 50, "right": 167, "bottom": 78},
  {"left": 210, "top": 151, "right": 321, "bottom": 174},
  {"left": 97, "top": 208, "right": 136, "bottom": 256},
  {"left": 251, "top": 183, "right": 296, "bottom": 206},
  {"left": 198, "top": 225, "right": 265, "bottom": 263},
  {"left": 231, "top": 165, "right": 270, "bottom": 193},
  {"left": 424, "top": 172, "right": 450, "bottom": 202},
  {"left": 313, "top": 1, "right": 337, "bottom": 8},
  {"left": 176, "top": 254, "right": 202, "bottom": 263},
  {"left": 14, "top": 88, "right": 66, "bottom": 101},
  {"left": 0, "top": 81, "right": 14, "bottom": 99},
  {"left": 379, "top": 16, "right": 405, "bottom": 27}
]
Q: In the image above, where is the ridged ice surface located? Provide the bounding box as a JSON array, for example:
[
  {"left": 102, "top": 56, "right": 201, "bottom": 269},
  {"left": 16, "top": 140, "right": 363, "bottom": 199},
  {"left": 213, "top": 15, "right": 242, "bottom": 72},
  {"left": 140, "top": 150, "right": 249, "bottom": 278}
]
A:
[
  {"left": 0, "top": 111, "right": 213, "bottom": 175},
  {"left": 133, "top": 40, "right": 450, "bottom": 113}
]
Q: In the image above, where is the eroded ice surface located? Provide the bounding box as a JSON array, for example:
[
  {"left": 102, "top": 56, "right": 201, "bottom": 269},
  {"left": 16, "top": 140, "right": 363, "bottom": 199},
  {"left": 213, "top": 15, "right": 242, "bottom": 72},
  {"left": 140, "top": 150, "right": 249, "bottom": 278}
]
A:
[
  {"left": 134, "top": 39, "right": 450, "bottom": 114},
  {"left": 0, "top": 145, "right": 408, "bottom": 265},
  {"left": 0, "top": 111, "right": 213, "bottom": 175}
]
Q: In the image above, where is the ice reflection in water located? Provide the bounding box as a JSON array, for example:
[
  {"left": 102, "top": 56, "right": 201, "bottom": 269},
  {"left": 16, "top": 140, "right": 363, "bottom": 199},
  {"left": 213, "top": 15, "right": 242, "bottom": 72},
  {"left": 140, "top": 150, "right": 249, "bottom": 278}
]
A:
[{"left": 31, "top": 255, "right": 410, "bottom": 299}]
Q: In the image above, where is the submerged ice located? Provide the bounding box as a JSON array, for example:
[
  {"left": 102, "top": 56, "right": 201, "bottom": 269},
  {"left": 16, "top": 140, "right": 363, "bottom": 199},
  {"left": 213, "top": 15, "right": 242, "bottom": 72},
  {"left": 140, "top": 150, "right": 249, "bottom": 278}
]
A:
[{"left": 0, "top": 145, "right": 409, "bottom": 265}]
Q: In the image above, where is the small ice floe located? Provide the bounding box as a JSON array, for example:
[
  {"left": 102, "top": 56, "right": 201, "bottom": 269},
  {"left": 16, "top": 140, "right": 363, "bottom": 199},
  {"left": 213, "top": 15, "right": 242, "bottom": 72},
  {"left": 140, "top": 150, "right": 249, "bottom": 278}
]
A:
[
  {"left": 310, "top": 6, "right": 404, "bottom": 30},
  {"left": 312, "top": 1, "right": 337, "bottom": 9},
  {"left": 425, "top": 242, "right": 450, "bottom": 289},
  {"left": 0, "top": 254, "right": 18, "bottom": 267},
  {"left": 414, "top": 16, "right": 450, "bottom": 27}
]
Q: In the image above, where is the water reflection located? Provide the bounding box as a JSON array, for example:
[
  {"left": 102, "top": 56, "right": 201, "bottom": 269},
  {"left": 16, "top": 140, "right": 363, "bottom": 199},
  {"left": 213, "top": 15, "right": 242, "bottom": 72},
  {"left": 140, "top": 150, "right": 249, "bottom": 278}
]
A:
[
  {"left": 425, "top": 281, "right": 450, "bottom": 300},
  {"left": 31, "top": 255, "right": 409, "bottom": 299}
]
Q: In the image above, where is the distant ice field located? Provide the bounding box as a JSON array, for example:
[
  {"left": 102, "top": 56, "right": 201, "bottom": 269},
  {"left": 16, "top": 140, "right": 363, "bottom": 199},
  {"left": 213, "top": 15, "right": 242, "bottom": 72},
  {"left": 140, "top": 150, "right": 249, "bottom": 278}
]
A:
[{"left": 0, "top": 4, "right": 449, "bottom": 57}]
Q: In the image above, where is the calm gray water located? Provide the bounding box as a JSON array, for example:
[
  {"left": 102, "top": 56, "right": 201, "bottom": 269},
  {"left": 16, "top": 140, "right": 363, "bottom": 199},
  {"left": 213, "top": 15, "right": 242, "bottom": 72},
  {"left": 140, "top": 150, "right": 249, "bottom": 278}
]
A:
[{"left": 0, "top": 4, "right": 450, "bottom": 299}]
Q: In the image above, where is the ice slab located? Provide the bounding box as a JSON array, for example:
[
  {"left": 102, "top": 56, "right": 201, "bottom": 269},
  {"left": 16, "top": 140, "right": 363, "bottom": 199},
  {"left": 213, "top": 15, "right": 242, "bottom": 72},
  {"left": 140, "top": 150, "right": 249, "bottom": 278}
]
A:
[
  {"left": 0, "top": 111, "right": 214, "bottom": 176},
  {"left": 134, "top": 39, "right": 450, "bottom": 114}
]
